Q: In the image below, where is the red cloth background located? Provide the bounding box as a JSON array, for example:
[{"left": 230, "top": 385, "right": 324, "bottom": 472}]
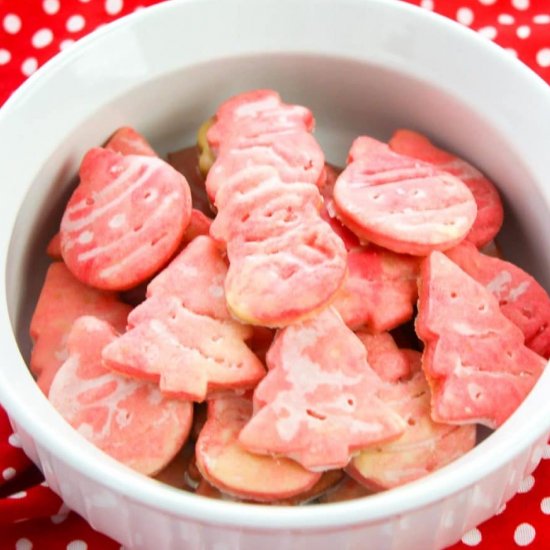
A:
[{"left": 0, "top": 1, "right": 549, "bottom": 548}]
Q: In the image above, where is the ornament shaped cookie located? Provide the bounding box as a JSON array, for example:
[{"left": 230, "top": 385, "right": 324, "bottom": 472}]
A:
[
  {"left": 389, "top": 129, "right": 503, "bottom": 247},
  {"left": 60, "top": 147, "right": 192, "bottom": 290},
  {"left": 49, "top": 316, "right": 193, "bottom": 475},
  {"left": 333, "top": 137, "right": 477, "bottom": 255}
]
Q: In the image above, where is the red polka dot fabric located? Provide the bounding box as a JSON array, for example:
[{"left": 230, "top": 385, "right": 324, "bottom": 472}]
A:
[{"left": 0, "top": 1, "right": 549, "bottom": 549}]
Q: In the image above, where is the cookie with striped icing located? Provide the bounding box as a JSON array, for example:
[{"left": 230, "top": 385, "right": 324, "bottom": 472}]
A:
[
  {"left": 60, "top": 147, "right": 192, "bottom": 290},
  {"left": 49, "top": 316, "right": 193, "bottom": 476},
  {"left": 333, "top": 137, "right": 477, "bottom": 256},
  {"left": 389, "top": 129, "right": 503, "bottom": 247}
]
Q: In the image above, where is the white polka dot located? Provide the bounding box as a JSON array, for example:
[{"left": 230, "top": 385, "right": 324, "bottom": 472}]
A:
[
  {"left": 461, "top": 528, "right": 482, "bottom": 546},
  {"left": 32, "top": 28, "right": 54, "bottom": 49},
  {"left": 8, "top": 433, "right": 22, "bottom": 448},
  {"left": 60, "top": 39, "right": 75, "bottom": 51},
  {"left": 537, "top": 48, "right": 550, "bottom": 68},
  {"left": 105, "top": 0, "right": 124, "bottom": 16},
  {"left": 66, "top": 15, "right": 86, "bottom": 33},
  {"left": 517, "top": 25, "right": 531, "bottom": 39},
  {"left": 457, "top": 8, "right": 474, "bottom": 26},
  {"left": 2, "top": 466, "right": 16, "bottom": 480},
  {"left": 518, "top": 474, "right": 535, "bottom": 493},
  {"left": 512, "top": 0, "right": 530, "bottom": 11},
  {"left": 478, "top": 0, "right": 497, "bottom": 5},
  {"left": 67, "top": 541, "right": 88, "bottom": 550},
  {"left": 478, "top": 26, "right": 498, "bottom": 40},
  {"left": 3, "top": 13, "right": 22, "bottom": 34},
  {"left": 506, "top": 48, "right": 518, "bottom": 57},
  {"left": 21, "top": 58, "right": 38, "bottom": 77},
  {"left": 498, "top": 14, "right": 515, "bottom": 25},
  {"left": 533, "top": 15, "right": 550, "bottom": 25},
  {"left": 79, "top": 0, "right": 92, "bottom": 3},
  {"left": 43, "top": 0, "right": 60, "bottom": 15},
  {"left": 541, "top": 497, "right": 550, "bottom": 514},
  {"left": 15, "top": 539, "right": 33, "bottom": 550},
  {"left": 513, "top": 523, "right": 536, "bottom": 546},
  {"left": 0, "top": 48, "right": 11, "bottom": 65},
  {"left": 9, "top": 490, "right": 27, "bottom": 499}
]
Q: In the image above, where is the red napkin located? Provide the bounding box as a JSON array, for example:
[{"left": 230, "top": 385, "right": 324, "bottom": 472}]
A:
[{"left": 0, "top": 1, "right": 549, "bottom": 549}]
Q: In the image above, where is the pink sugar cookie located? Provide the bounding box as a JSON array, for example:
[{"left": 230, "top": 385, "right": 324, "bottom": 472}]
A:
[
  {"left": 416, "top": 251, "right": 546, "bottom": 428},
  {"left": 206, "top": 89, "right": 314, "bottom": 156},
  {"left": 49, "top": 316, "right": 193, "bottom": 476},
  {"left": 60, "top": 147, "right": 192, "bottom": 290},
  {"left": 30, "top": 262, "right": 131, "bottom": 395},
  {"left": 196, "top": 393, "right": 321, "bottom": 502},
  {"left": 102, "top": 236, "right": 265, "bottom": 402},
  {"left": 347, "top": 338, "right": 476, "bottom": 490},
  {"left": 238, "top": 308, "right": 405, "bottom": 471},
  {"left": 48, "top": 128, "right": 158, "bottom": 263},
  {"left": 389, "top": 129, "right": 504, "bottom": 247},
  {"left": 446, "top": 241, "right": 550, "bottom": 358},
  {"left": 206, "top": 91, "right": 345, "bottom": 327},
  {"left": 210, "top": 166, "right": 347, "bottom": 327},
  {"left": 332, "top": 245, "right": 419, "bottom": 332},
  {"left": 333, "top": 137, "right": 477, "bottom": 255}
]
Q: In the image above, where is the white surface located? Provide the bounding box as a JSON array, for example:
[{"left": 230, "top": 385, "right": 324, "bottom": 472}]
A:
[{"left": 0, "top": 0, "right": 550, "bottom": 549}]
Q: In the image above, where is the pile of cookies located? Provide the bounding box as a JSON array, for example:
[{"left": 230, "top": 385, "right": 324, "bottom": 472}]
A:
[{"left": 30, "top": 90, "right": 549, "bottom": 503}]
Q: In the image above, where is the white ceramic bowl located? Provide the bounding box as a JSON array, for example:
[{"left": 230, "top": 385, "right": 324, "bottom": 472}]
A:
[{"left": 1, "top": 1, "right": 550, "bottom": 549}]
